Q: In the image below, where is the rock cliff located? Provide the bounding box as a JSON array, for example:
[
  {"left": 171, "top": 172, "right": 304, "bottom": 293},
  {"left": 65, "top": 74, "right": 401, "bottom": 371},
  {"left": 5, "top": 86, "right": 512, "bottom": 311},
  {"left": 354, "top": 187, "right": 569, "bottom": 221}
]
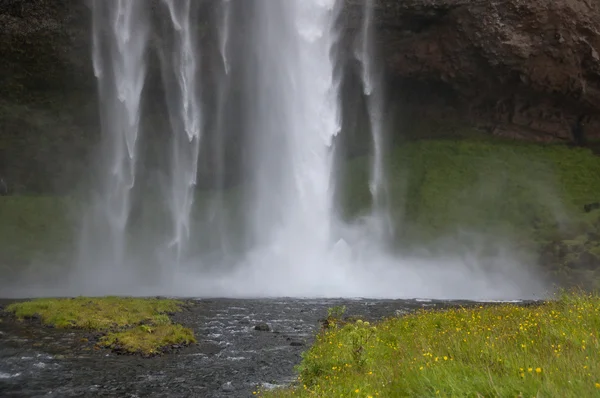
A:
[
  {"left": 1, "top": 0, "right": 600, "bottom": 192},
  {"left": 347, "top": 0, "right": 600, "bottom": 142}
]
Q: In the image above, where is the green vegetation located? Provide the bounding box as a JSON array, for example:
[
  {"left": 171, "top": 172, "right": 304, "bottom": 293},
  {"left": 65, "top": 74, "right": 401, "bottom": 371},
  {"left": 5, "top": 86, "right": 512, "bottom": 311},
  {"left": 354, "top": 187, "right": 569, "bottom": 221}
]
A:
[
  {"left": 98, "top": 324, "right": 196, "bottom": 355},
  {"left": 262, "top": 291, "right": 600, "bottom": 397},
  {"left": 341, "top": 138, "right": 600, "bottom": 288},
  {"left": 5, "top": 297, "right": 196, "bottom": 355},
  {"left": 0, "top": 196, "right": 75, "bottom": 283},
  {"left": 344, "top": 140, "right": 600, "bottom": 242}
]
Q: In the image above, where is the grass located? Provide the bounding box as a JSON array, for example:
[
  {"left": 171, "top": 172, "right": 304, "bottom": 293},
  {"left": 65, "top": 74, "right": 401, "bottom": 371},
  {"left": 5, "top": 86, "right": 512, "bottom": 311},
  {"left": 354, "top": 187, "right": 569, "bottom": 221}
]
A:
[
  {"left": 262, "top": 291, "right": 600, "bottom": 397},
  {"left": 340, "top": 138, "right": 600, "bottom": 287},
  {"left": 4, "top": 297, "right": 196, "bottom": 355},
  {"left": 99, "top": 324, "right": 196, "bottom": 355},
  {"left": 343, "top": 139, "right": 600, "bottom": 244}
]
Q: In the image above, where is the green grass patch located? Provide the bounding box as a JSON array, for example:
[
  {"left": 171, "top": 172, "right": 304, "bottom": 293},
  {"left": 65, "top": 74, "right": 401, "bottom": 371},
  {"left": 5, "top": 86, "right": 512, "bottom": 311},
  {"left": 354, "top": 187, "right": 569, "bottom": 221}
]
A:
[
  {"left": 263, "top": 292, "right": 600, "bottom": 397},
  {"left": 5, "top": 297, "right": 196, "bottom": 355},
  {"left": 99, "top": 324, "right": 196, "bottom": 355},
  {"left": 344, "top": 139, "right": 600, "bottom": 244}
]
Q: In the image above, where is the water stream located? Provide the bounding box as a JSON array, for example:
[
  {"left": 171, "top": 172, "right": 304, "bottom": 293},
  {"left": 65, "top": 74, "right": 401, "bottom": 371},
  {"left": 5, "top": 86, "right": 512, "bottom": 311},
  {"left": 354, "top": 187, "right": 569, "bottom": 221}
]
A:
[{"left": 1, "top": 298, "right": 531, "bottom": 397}]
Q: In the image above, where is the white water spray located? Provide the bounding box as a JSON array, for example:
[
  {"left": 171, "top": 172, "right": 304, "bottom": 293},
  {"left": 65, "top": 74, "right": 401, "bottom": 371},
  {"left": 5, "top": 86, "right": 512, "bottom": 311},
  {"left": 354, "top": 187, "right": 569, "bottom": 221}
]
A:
[
  {"left": 356, "top": 0, "right": 391, "bottom": 238},
  {"left": 207, "top": 0, "right": 234, "bottom": 256},
  {"left": 160, "top": 0, "right": 202, "bottom": 263},
  {"left": 218, "top": 0, "right": 232, "bottom": 75},
  {"left": 82, "top": 0, "right": 149, "bottom": 276},
  {"left": 242, "top": 0, "right": 341, "bottom": 262}
]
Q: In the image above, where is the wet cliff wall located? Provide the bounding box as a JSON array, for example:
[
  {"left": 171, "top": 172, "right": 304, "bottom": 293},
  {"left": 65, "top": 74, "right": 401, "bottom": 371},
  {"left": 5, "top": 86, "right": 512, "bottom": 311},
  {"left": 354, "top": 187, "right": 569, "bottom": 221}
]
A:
[
  {"left": 344, "top": 0, "right": 600, "bottom": 143},
  {"left": 2, "top": 0, "right": 600, "bottom": 193}
]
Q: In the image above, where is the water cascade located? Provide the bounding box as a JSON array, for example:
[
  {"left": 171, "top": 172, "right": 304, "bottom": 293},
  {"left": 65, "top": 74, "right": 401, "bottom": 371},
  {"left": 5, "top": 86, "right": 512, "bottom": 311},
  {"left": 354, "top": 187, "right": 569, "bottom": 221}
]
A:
[
  {"left": 79, "top": 0, "right": 149, "bottom": 282},
  {"left": 66, "top": 0, "right": 549, "bottom": 300},
  {"left": 159, "top": 0, "right": 202, "bottom": 264},
  {"left": 356, "top": 0, "right": 392, "bottom": 240},
  {"left": 206, "top": 0, "right": 234, "bottom": 259},
  {"left": 205, "top": 0, "right": 345, "bottom": 294}
]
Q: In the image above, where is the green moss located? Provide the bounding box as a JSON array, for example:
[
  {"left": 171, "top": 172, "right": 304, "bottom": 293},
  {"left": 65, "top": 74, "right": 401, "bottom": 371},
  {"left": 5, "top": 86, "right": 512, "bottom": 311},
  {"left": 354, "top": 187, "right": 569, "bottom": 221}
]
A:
[
  {"left": 6, "top": 297, "right": 184, "bottom": 329},
  {"left": 342, "top": 139, "right": 600, "bottom": 246},
  {"left": 263, "top": 291, "right": 600, "bottom": 397},
  {"left": 0, "top": 196, "right": 74, "bottom": 270},
  {"left": 99, "top": 324, "right": 196, "bottom": 356},
  {"left": 5, "top": 297, "right": 196, "bottom": 355}
]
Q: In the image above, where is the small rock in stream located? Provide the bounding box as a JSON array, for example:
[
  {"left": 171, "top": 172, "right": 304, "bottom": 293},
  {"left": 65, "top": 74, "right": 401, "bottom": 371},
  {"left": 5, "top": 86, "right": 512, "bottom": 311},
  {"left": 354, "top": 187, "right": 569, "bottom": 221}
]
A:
[
  {"left": 290, "top": 341, "right": 304, "bottom": 347},
  {"left": 254, "top": 323, "right": 270, "bottom": 332},
  {"left": 222, "top": 381, "right": 236, "bottom": 392}
]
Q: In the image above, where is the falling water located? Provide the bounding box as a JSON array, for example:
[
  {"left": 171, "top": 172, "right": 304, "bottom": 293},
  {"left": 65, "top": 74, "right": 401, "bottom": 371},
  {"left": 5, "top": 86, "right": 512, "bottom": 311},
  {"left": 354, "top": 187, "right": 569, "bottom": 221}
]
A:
[
  {"left": 356, "top": 0, "right": 391, "bottom": 238},
  {"left": 234, "top": 0, "right": 342, "bottom": 281},
  {"left": 61, "top": 0, "right": 549, "bottom": 300},
  {"left": 207, "top": 0, "right": 233, "bottom": 257},
  {"left": 160, "top": 0, "right": 202, "bottom": 264},
  {"left": 218, "top": 0, "right": 232, "bottom": 75},
  {"left": 81, "top": 0, "right": 149, "bottom": 278}
]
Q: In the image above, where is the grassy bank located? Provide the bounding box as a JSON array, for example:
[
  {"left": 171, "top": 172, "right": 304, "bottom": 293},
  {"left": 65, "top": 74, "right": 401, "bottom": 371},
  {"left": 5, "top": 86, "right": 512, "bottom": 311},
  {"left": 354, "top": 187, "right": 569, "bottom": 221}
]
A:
[
  {"left": 343, "top": 139, "right": 600, "bottom": 242},
  {"left": 4, "top": 297, "right": 196, "bottom": 355},
  {"left": 263, "top": 292, "right": 600, "bottom": 397}
]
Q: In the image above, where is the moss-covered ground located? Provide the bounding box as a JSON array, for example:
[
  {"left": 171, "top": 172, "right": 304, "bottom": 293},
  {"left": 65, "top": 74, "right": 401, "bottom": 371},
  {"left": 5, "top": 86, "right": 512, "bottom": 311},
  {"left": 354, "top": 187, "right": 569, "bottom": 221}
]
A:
[
  {"left": 340, "top": 138, "right": 600, "bottom": 288},
  {"left": 0, "top": 196, "right": 74, "bottom": 269},
  {"left": 343, "top": 139, "right": 600, "bottom": 241},
  {"left": 261, "top": 291, "right": 600, "bottom": 397},
  {"left": 4, "top": 297, "right": 196, "bottom": 355}
]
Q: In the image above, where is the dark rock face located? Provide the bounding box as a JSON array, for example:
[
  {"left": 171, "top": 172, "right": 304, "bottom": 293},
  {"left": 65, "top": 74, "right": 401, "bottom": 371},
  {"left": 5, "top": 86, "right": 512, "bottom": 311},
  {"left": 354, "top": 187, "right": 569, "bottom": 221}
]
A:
[
  {"left": 345, "top": 0, "right": 600, "bottom": 142},
  {"left": 2, "top": 0, "right": 600, "bottom": 192},
  {"left": 0, "top": 0, "right": 96, "bottom": 193},
  {"left": 254, "top": 323, "right": 270, "bottom": 332}
]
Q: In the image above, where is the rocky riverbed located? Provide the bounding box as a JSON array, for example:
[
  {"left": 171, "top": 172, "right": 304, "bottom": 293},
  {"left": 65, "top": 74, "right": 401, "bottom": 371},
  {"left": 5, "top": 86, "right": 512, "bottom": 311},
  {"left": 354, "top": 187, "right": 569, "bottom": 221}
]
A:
[{"left": 0, "top": 297, "right": 532, "bottom": 397}]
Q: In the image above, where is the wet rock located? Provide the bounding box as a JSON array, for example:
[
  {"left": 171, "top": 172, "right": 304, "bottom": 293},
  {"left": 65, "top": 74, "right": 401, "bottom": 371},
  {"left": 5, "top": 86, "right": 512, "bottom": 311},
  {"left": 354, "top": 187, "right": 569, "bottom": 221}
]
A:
[
  {"left": 254, "top": 323, "right": 270, "bottom": 332},
  {"left": 289, "top": 341, "right": 305, "bottom": 347},
  {"left": 197, "top": 342, "right": 222, "bottom": 356},
  {"left": 221, "top": 381, "right": 236, "bottom": 392},
  {"left": 345, "top": 0, "right": 600, "bottom": 143}
]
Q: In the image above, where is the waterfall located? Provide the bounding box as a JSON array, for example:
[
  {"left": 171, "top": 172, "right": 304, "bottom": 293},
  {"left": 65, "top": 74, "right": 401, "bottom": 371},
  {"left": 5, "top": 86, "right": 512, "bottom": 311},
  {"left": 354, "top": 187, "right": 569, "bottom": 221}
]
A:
[
  {"left": 66, "top": 0, "right": 547, "bottom": 301},
  {"left": 239, "top": 0, "right": 342, "bottom": 271},
  {"left": 208, "top": 0, "right": 233, "bottom": 257},
  {"left": 81, "top": 0, "right": 149, "bottom": 280},
  {"left": 356, "top": 0, "right": 392, "bottom": 239},
  {"left": 218, "top": 0, "right": 232, "bottom": 75},
  {"left": 159, "top": 0, "right": 202, "bottom": 264}
]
